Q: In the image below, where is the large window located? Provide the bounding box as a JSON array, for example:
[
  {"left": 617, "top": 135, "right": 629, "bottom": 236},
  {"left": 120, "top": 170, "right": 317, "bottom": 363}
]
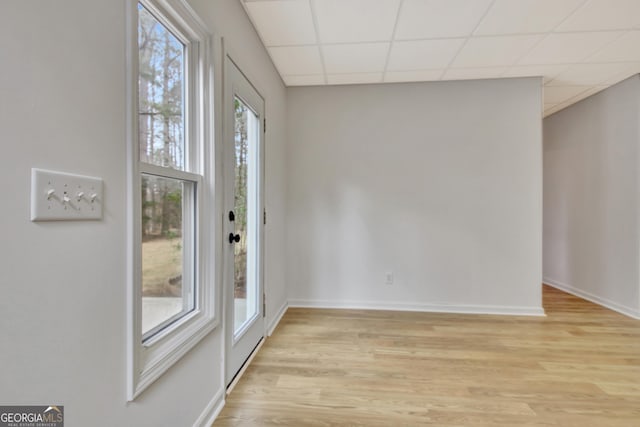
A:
[
  {"left": 127, "top": 0, "right": 216, "bottom": 400},
  {"left": 137, "top": 2, "right": 196, "bottom": 340}
]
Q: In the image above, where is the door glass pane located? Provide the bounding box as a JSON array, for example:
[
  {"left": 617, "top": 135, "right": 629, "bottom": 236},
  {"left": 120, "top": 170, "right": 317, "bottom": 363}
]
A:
[
  {"left": 141, "top": 174, "right": 194, "bottom": 336},
  {"left": 138, "top": 4, "right": 186, "bottom": 171},
  {"left": 234, "top": 97, "right": 259, "bottom": 336}
]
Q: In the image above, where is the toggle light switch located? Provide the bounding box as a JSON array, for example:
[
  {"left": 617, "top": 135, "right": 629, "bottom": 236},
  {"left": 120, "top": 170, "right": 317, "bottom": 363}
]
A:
[{"left": 31, "top": 168, "right": 104, "bottom": 221}]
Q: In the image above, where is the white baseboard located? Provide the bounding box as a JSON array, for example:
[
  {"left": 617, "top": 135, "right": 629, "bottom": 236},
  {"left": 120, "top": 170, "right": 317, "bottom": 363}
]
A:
[
  {"left": 543, "top": 277, "right": 640, "bottom": 320},
  {"left": 192, "top": 388, "right": 225, "bottom": 427},
  {"left": 267, "top": 300, "right": 288, "bottom": 336},
  {"left": 288, "top": 299, "right": 545, "bottom": 317}
]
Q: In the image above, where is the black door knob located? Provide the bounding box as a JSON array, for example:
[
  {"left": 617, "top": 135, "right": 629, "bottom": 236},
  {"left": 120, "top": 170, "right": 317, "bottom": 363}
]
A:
[{"left": 228, "top": 233, "right": 240, "bottom": 244}]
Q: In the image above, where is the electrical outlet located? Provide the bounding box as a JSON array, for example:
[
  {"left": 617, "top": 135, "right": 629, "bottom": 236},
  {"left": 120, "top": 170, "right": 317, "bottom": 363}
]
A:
[
  {"left": 31, "top": 168, "right": 103, "bottom": 221},
  {"left": 385, "top": 271, "right": 394, "bottom": 285}
]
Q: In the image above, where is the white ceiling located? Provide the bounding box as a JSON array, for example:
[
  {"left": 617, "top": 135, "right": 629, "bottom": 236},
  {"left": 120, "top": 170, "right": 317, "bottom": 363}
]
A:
[{"left": 241, "top": 0, "right": 640, "bottom": 117}]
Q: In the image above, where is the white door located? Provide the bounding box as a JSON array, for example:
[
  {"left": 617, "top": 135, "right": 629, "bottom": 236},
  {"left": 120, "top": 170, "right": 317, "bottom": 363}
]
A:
[{"left": 224, "top": 57, "right": 265, "bottom": 386}]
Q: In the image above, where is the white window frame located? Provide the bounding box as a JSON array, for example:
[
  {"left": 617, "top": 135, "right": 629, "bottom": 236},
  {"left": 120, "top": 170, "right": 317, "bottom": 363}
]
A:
[{"left": 126, "top": 0, "right": 218, "bottom": 400}]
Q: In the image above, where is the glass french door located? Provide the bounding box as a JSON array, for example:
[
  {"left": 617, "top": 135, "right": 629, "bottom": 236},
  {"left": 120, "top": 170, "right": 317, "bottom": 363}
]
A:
[{"left": 224, "top": 57, "right": 265, "bottom": 386}]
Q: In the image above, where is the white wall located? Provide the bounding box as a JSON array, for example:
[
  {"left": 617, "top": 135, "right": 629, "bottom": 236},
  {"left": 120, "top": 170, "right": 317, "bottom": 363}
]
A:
[
  {"left": 286, "top": 79, "right": 543, "bottom": 315},
  {"left": 0, "top": 0, "right": 287, "bottom": 425},
  {"left": 543, "top": 75, "right": 640, "bottom": 318}
]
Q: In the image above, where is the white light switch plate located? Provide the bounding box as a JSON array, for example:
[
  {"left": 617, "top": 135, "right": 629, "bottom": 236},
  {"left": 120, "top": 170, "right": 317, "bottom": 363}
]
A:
[{"left": 31, "top": 168, "right": 103, "bottom": 221}]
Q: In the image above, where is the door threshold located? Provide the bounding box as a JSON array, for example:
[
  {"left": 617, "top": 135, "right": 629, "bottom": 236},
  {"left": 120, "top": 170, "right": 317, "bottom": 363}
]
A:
[{"left": 226, "top": 337, "right": 265, "bottom": 396}]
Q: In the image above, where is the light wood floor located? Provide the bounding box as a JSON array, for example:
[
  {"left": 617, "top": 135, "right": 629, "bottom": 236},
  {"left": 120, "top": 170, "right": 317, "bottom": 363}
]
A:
[{"left": 214, "top": 286, "right": 640, "bottom": 426}]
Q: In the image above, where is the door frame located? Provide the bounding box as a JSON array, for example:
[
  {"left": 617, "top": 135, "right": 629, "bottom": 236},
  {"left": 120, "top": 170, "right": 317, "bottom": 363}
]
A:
[{"left": 222, "top": 51, "right": 266, "bottom": 387}]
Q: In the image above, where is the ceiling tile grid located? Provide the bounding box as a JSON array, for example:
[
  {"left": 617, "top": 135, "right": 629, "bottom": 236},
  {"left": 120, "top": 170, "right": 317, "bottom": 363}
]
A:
[
  {"left": 323, "top": 42, "right": 390, "bottom": 74},
  {"left": 242, "top": 0, "right": 640, "bottom": 116},
  {"left": 388, "top": 38, "right": 466, "bottom": 70},
  {"left": 313, "top": 0, "right": 401, "bottom": 43},
  {"left": 395, "top": 0, "right": 494, "bottom": 39}
]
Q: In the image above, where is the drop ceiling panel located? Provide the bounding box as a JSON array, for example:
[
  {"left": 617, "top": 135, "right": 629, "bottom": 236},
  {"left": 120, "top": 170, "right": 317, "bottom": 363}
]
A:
[
  {"left": 547, "top": 63, "right": 638, "bottom": 86},
  {"left": 283, "top": 74, "right": 326, "bottom": 86},
  {"left": 323, "top": 43, "right": 390, "bottom": 74},
  {"left": 544, "top": 85, "right": 592, "bottom": 104},
  {"left": 602, "top": 62, "right": 640, "bottom": 84},
  {"left": 268, "top": 46, "right": 324, "bottom": 75},
  {"left": 503, "top": 65, "right": 568, "bottom": 83},
  {"left": 244, "top": 1, "right": 317, "bottom": 46},
  {"left": 443, "top": 67, "right": 508, "bottom": 81},
  {"left": 453, "top": 35, "right": 543, "bottom": 68},
  {"left": 568, "top": 86, "right": 607, "bottom": 103},
  {"left": 588, "top": 31, "right": 640, "bottom": 62},
  {"left": 544, "top": 85, "right": 609, "bottom": 116},
  {"left": 327, "top": 73, "right": 383, "bottom": 85},
  {"left": 475, "top": 0, "right": 584, "bottom": 35},
  {"left": 388, "top": 39, "right": 466, "bottom": 71},
  {"left": 518, "top": 31, "right": 623, "bottom": 65},
  {"left": 395, "top": 0, "right": 492, "bottom": 40},
  {"left": 314, "top": 0, "right": 401, "bottom": 43},
  {"left": 556, "top": 0, "right": 640, "bottom": 32},
  {"left": 240, "top": 0, "right": 640, "bottom": 115},
  {"left": 384, "top": 69, "right": 445, "bottom": 83}
]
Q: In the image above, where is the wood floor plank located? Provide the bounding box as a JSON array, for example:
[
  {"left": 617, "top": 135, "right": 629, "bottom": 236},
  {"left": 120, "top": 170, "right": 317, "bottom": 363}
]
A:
[{"left": 213, "top": 286, "right": 640, "bottom": 426}]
